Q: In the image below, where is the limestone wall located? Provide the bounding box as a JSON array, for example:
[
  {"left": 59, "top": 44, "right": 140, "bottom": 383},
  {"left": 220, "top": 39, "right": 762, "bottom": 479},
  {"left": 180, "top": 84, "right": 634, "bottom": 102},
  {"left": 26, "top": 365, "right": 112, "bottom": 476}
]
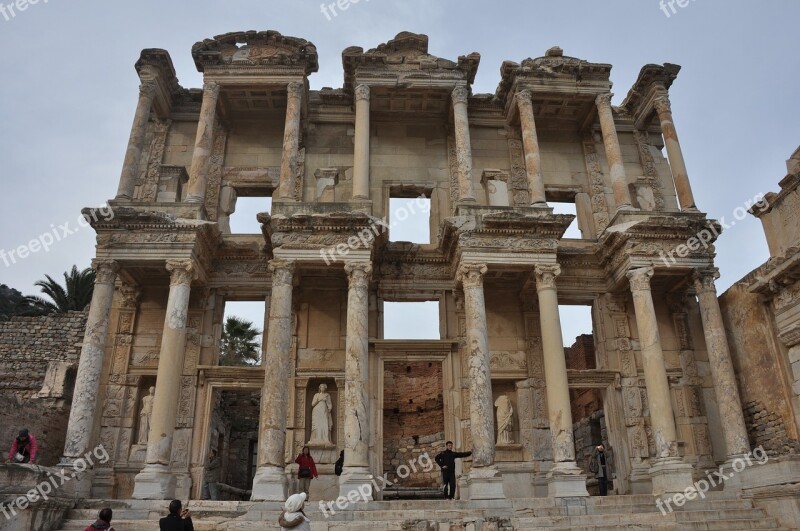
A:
[{"left": 0, "top": 311, "right": 87, "bottom": 466}]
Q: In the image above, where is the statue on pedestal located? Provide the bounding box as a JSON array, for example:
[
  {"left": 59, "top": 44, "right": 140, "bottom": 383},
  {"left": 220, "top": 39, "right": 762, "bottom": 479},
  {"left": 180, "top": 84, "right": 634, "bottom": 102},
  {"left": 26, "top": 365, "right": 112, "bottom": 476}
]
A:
[
  {"left": 137, "top": 386, "right": 155, "bottom": 445},
  {"left": 495, "top": 395, "right": 513, "bottom": 445}
]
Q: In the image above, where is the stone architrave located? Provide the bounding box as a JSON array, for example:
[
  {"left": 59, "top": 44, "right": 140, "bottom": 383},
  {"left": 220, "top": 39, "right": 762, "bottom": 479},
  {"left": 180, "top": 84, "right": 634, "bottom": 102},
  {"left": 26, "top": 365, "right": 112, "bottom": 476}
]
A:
[
  {"left": 516, "top": 90, "right": 547, "bottom": 206},
  {"left": 353, "top": 84, "right": 370, "bottom": 200},
  {"left": 61, "top": 260, "right": 119, "bottom": 495},
  {"left": 116, "top": 78, "right": 158, "bottom": 200},
  {"left": 595, "top": 93, "right": 634, "bottom": 212},
  {"left": 252, "top": 259, "right": 296, "bottom": 501},
  {"left": 277, "top": 82, "right": 303, "bottom": 200},
  {"left": 339, "top": 262, "right": 373, "bottom": 499},
  {"left": 693, "top": 268, "right": 750, "bottom": 458},
  {"left": 133, "top": 259, "right": 196, "bottom": 499},
  {"left": 186, "top": 82, "right": 221, "bottom": 203},
  {"left": 534, "top": 264, "right": 588, "bottom": 497},
  {"left": 627, "top": 266, "right": 693, "bottom": 496},
  {"left": 452, "top": 86, "right": 476, "bottom": 203},
  {"left": 654, "top": 95, "right": 697, "bottom": 211},
  {"left": 457, "top": 263, "right": 505, "bottom": 500}
]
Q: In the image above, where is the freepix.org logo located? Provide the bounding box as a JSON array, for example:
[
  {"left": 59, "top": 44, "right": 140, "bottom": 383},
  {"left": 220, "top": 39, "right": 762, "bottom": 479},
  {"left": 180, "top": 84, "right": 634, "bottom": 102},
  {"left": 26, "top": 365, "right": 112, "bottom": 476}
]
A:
[{"left": 0, "top": 0, "right": 49, "bottom": 23}]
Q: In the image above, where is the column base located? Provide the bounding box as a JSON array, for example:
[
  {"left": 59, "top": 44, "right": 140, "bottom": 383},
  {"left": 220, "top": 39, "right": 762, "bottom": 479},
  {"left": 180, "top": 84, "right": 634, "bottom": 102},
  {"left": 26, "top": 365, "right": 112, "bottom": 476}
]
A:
[
  {"left": 338, "top": 466, "right": 373, "bottom": 501},
  {"left": 57, "top": 457, "right": 94, "bottom": 497},
  {"left": 629, "top": 459, "right": 653, "bottom": 494},
  {"left": 467, "top": 466, "right": 505, "bottom": 500},
  {"left": 132, "top": 463, "right": 176, "bottom": 500},
  {"left": 251, "top": 465, "right": 288, "bottom": 501},
  {"left": 649, "top": 457, "right": 694, "bottom": 497},
  {"left": 546, "top": 461, "right": 589, "bottom": 497}
]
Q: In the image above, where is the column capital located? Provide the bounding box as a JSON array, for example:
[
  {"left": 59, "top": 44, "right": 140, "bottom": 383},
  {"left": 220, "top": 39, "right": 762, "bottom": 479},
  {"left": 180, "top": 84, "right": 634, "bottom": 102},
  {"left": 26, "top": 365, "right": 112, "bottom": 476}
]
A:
[
  {"left": 534, "top": 264, "right": 561, "bottom": 291},
  {"left": 516, "top": 89, "right": 533, "bottom": 108},
  {"left": 653, "top": 94, "right": 672, "bottom": 116},
  {"left": 203, "top": 80, "right": 221, "bottom": 99},
  {"left": 92, "top": 260, "right": 120, "bottom": 285},
  {"left": 165, "top": 259, "right": 197, "bottom": 286},
  {"left": 287, "top": 81, "right": 304, "bottom": 99},
  {"left": 344, "top": 261, "right": 372, "bottom": 287},
  {"left": 139, "top": 78, "right": 159, "bottom": 100},
  {"left": 595, "top": 92, "right": 614, "bottom": 108},
  {"left": 355, "top": 84, "right": 370, "bottom": 102},
  {"left": 457, "top": 263, "right": 488, "bottom": 289},
  {"left": 627, "top": 266, "right": 655, "bottom": 292},
  {"left": 693, "top": 267, "right": 720, "bottom": 295},
  {"left": 268, "top": 259, "right": 296, "bottom": 286},
  {"left": 118, "top": 283, "right": 142, "bottom": 309},
  {"left": 452, "top": 85, "right": 470, "bottom": 106}
]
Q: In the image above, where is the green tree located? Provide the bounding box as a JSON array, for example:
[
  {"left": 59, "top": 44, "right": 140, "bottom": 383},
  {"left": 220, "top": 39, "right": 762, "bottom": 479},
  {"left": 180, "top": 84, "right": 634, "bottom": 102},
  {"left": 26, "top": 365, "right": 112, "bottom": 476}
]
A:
[
  {"left": 219, "top": 316, "right": 262, "bottom": 366},
  {"left": 26, "top": 265, "right": 96, "bottom": 314}
]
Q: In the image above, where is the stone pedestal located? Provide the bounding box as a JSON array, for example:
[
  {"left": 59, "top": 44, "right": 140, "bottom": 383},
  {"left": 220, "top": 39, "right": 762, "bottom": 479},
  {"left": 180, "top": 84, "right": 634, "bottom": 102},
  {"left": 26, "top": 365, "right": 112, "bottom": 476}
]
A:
[
  {"left": 338, "top": 467, "right": 374, "bottom": 502},
  {"left": 251, "top": 466, "right": 288, "bottom": 501},
  {"left": 648, "top": 457, "right": 694, "bottom": 497},
  {"left": 629, "top": 460, "right": 653, "bottom": 494},
  {"left": 467, "top": 466, "right": 506, "bottom": 500},
  {"left": 547, "top": 462, "right": 590, "bottom": 498},
  {"left": 133, "top": 464, "right": 177, "bottom": 500}
]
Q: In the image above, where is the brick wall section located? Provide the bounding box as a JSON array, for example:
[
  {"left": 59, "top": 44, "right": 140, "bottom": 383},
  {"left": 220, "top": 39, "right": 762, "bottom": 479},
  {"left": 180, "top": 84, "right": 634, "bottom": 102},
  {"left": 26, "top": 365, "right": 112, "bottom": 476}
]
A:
[
  {"left": 565, "top": 334, "right": 603, "bottom": 423},
  {"left": 0, "top": 311, "right": 86, "bottom": 395},
  {"left": 0, "top": 310, "right": 87, "bottom": 466},
  {"left": 383, "top": 362, "right": 444, "bottom": 488},
  {"left": 565, "top": 334, "right": 596, "bottom": 371},
  {"left": 742, "top": 400, "right": 800, "bottom": 456}
]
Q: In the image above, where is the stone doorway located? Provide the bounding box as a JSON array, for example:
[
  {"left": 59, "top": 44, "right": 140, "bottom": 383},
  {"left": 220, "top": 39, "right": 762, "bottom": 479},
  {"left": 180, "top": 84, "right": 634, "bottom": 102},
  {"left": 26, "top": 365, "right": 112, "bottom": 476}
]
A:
[{"left": 382, "top": 360, "right": 445, "bottom": 499}]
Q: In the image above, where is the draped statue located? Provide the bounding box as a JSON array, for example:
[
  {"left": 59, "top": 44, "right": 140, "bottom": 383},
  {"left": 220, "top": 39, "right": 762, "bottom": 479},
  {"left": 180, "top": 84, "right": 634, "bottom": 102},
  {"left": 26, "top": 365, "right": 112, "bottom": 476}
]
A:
[{"left": 308, "top": 383, "right": 333, "bottom": 445}]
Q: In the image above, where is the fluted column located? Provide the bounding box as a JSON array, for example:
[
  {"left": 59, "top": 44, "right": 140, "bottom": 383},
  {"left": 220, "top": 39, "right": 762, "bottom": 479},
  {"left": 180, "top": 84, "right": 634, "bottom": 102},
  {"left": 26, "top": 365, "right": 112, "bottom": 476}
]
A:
[
  {"left": 534, "top": 265, "right": 588, "bottom": 496},
  {"left": 458, "top": 264, "right": 505, "bottom": 499},
  {"left": 116, "top": 79, "right": 158, "bottom": 200},
  {"left": 352, "top": 85, "right": 370, "bottom": 200},
  {"left": 694, "top": 268, "right": 749, "bottom": 457},
  {"left": 186, "top": 81, "right": 221, "bottom": 203},
  {"left": 627, "top": 267, "right": 679, "bottom": 458},
  {"left": 251, "top": 259, "right": 296, "bottom": 501},
  {"left": 133, "top": 260, "right": 196, "bottom": 499},
  {"left": 452, "top": 86, "right": 476, "bottom": 203},
  {"left": 654, "top": 95, "right": 697, "bottom": 211},
  {"left": 339, "top": 262, "right": 373, "bottom": 498},
  {"left": 277, "top": 81, "right": 303, "bottom": 200},
  {"left": 517, "top": 91, "right": 547, "bottom": 206},
  {"left": 61, "top": 260, "right": 119, "bottom": 475},
  {"left": 596, "top": 93, "right": 634, "bottom": 211}
]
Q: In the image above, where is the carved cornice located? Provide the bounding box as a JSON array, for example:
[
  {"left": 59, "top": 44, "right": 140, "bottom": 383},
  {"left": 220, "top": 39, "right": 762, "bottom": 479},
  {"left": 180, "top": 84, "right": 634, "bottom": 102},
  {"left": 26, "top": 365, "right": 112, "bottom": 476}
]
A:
[
  {"left": 457, "top": 263, "right": 487, "bottom": 289},
  {"left": 191, "top": 30, "right": 319, "bottom": 75},
  {"left": 620, "top": 63, "right": 681, "bottom": 128}
]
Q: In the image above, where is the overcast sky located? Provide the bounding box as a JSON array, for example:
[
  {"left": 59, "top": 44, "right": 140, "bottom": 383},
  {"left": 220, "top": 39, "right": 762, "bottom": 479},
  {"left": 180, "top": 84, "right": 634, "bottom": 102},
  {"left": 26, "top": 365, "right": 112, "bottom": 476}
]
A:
[{"left": 1, "top": 0, "right": 798, "bottom": 346}]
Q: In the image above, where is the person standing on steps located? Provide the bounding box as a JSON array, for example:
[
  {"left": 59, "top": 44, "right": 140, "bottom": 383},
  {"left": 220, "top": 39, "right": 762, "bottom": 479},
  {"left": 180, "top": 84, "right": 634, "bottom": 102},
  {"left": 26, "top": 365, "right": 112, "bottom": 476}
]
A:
[
  {"left": 435, "top": 441, "right": 472, "bottom": 500},
  {"left": 202, "top": 448, "right": 220, "bottom": 500},
  {"left": 294, "top": 446, "right": 318, "bottom": 499},
  {"left": 159, "top": 500, "right": 194, "bottom": 531},
  {"left": 590, "top": 443, "right": 611, "bottom": 496}
]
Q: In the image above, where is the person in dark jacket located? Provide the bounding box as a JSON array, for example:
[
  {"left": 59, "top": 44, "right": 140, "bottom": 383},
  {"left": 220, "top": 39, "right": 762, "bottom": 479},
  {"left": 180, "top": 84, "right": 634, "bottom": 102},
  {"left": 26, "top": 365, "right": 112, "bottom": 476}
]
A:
[
  {"left": 334, "top": 450, "right": 344, "bottom": 477},
  {"left": 159, "top": 500, "right": 194, "bottom": 531},
  {"left": 434, "top": 441, "right": 472, "bottom": 500},
  {"left": 202, "top": 449, "right": 220, "bottom": 500},
  {"left": 589, "top": 443, "right": 611, "bottom": 496},
  {"left": 84, "top": 508, "right": 114, "bottom": 531}
]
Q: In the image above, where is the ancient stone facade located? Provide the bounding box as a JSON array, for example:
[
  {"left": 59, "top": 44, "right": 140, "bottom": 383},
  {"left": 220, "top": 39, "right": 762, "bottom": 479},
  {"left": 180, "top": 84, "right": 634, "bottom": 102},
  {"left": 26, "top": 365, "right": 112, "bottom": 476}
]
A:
[{"left": 57, "top": 30, "right": 757, "bottom": 504}]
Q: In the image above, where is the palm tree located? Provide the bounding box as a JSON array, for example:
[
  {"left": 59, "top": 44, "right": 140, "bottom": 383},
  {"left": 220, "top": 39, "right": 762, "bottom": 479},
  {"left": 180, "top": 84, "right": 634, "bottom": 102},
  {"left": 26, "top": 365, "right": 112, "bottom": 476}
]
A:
[
  {"left": 219, "top": 316, "right": 262, "bottom": 366},
  {"left": 27, "top": 265, "right": 96, "bottom": 314}
]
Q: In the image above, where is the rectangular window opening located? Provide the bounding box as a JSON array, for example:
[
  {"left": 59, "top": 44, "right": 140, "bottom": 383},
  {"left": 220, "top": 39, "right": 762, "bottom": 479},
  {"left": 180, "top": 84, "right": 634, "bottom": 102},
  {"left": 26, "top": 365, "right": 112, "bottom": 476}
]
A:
[
  {"left": 229, "top": 195, "right": 272, "bottom": 235},
  {"left": 550, "top": 201, "right": 582, "bottom": 239},
  {"left": 389, "top": 197, "right": 431, "bottom": 244},
  {"left": 559, "top": 304, "right": 594, "bottom": 363},
  {"left": 383, "top": 301, "right": 440, "bottom": 339},
  {"left": 220, "top": 300, "right": 266, "bottom": 366}
]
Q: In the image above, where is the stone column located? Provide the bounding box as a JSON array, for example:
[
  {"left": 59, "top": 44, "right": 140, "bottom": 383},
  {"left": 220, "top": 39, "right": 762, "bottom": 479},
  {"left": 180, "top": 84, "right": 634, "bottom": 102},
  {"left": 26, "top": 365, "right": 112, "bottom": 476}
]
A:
[
  {"left": 534, "top": 264, "right": 588, "bottom": 497},
  {"left": 596, "top": 93, "right": 634, "bottom": 212},
  {"left": 516, "top": 90, "right": 547, "bottom": 206},
  {"left": 693, "top": 268, "right": 749, "bottom": 457},
  {"left": 133, "top": 260, "right": 196, "bottom": 499},
  {"left": 457, "top": 263, "right": 504, "bottom": 499},
  {"left": 251, "top": 259, "right": 296, "bottom": 501},
  {"left": 339, "top": 262, "right": 373, "bottom": 498},
  {"left": 452, "top": 86, "right": 476, "bottom": 203},
  {"left": 352, "top": 85, "right": 371, "bottom": 200},
  {"left": 186, "top": 81, "right": 221, "bottom": 203},
  {"left": 116, "top": 79, "right": 158, "bottom": 200},
  {"left": 654, "top": 95, "right": 697, "bottom": 211},
  {"left": 277, "top": 81, "right": 303, "bottom": 200},
  {"left": 60, "top": 260, "right": 119, "bottom": 494},
  {"left": 627, "top": 267, "right": 693, "bottom": 495}
]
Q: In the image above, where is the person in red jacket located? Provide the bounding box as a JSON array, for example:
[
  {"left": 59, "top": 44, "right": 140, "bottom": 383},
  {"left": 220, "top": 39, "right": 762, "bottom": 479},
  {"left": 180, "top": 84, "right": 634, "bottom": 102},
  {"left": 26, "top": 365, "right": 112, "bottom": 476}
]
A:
[
  {"left": 7, "top": 429, "right": 37, "bottom": 464},
  {"left": 294, "top": 446, "right": 318, "bottom": 499}
]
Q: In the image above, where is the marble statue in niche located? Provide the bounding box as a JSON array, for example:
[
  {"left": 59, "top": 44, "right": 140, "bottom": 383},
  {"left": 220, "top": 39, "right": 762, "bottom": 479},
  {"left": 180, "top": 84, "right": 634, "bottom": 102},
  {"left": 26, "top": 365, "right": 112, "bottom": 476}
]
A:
[
  {"left": 495, "top": 395, "right": 514, "bottom": 445},
  {"left": 308, "top": 383, "right": 333, "bottom": 445},
  {"left": 137, "top": 386, "right": 155, "bottom": 445}
]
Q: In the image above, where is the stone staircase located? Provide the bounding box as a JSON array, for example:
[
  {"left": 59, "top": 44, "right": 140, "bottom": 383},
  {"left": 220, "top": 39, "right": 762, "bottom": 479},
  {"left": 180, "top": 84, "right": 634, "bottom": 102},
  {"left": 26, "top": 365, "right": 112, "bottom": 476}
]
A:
[{"left": 54, "top": 493, "right": 789, "bottom": 530}]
